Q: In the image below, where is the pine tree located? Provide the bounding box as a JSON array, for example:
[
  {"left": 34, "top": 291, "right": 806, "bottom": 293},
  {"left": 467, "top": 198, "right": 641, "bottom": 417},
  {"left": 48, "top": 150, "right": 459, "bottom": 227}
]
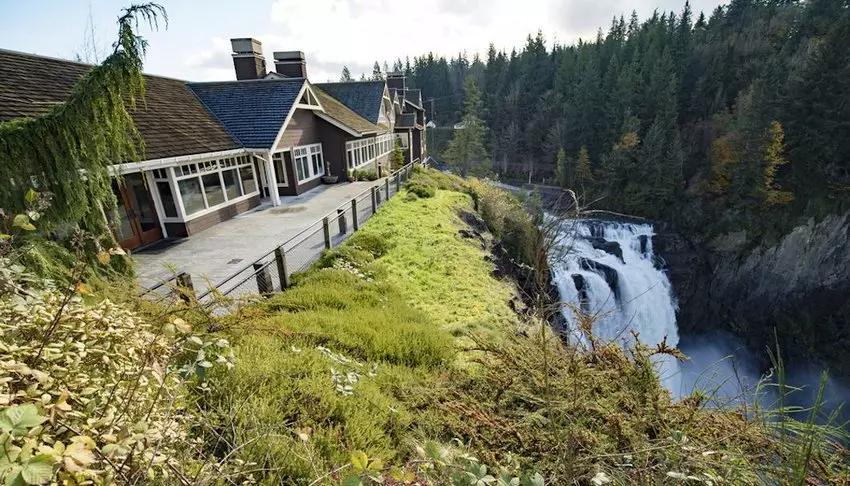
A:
[
  {"left": 576, "top": 146, "right": 594, "bottom": 192},
  {"left": 554, "top": 148, "right": 567, "bottom": 187},
  {"left": 762, "top": 120, "right": 794, "bottom": 205},
  {"left": 340, "top": 66, "right": 352, "bottom": 82},
  {"left": 372, "top": 62, "right": 383, "bottom": 80},
  {"left": 445, "top": 77, "right": 488, "bottom": 176}
]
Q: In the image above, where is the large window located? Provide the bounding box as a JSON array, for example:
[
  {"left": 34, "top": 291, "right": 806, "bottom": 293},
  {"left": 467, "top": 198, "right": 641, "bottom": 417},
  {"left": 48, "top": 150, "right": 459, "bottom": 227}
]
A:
[
  {"left": 293, "top": 143, "right": 324, "bottom": 183},
  {"left": 166, "top": 155, "right": 257, "bottom": 219},
  {"left": 346, "top": 133, "right": 393, "bottom": 171}
]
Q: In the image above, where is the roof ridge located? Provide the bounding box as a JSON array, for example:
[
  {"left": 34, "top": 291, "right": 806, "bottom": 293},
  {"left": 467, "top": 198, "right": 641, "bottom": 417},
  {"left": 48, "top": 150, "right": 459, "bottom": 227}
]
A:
[
  {"left": 0, "top": 47, "right": 194, "bottom": 84},
  {"left": 188, "top": 77, "right": 306, "bottom": 87}
]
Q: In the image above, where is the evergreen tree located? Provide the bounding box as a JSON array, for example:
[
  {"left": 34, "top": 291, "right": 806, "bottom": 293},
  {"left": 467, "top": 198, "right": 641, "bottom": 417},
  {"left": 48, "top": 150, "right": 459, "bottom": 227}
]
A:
[
  {"left": 372, "top": 62, "right": 383, "bottom": 80},
  {"left": 340, "top": 66, "right": 352, "bottom": 82},
  {"left": 554, "top": 148, "right": 567, "bottom": 187},
  {"left": 576, "top": 146, "right": 594, "bottom": 192},
  {"left": 762, "top": 120, "right": 793, "bottom": 205},
  {"left": 445, "top": 77, "right": 488, "bottom": 176}
]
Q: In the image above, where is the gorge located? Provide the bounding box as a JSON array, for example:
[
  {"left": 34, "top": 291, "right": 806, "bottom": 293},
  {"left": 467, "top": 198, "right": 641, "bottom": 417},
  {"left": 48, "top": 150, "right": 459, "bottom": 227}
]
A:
[{"left": 549, "top": 215, "right": 850, "bottom": 413}]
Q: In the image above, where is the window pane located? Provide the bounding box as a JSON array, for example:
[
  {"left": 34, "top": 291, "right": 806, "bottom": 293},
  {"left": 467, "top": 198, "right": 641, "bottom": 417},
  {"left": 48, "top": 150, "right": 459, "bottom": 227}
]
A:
[
  {"left": 274, "top": 156, "right": 287, "bottom": 185},
  {"left": 156, "top": 181, "right": 178, "bottom": 218},
  {"left": 223, "top": 169, "right": 241, "bottom": 200},
  {"left": 240, "top": 166, "right": 257, "bottom": 194},
  {"left": 179, "top": 178, "right": 206, "bottom": 215},
  {"left": 312, "top": 153, "right": 321, "bottom": 175},
  {"left": 202, "top": 173, "right": 225, "bottom": 207},
  {"left": 296, "top": 156, "right": 306, "bottom": 180}
]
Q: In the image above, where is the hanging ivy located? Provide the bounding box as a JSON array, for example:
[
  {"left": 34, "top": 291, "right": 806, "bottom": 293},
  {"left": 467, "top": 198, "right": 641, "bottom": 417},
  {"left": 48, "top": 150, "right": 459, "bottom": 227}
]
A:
[{"left": 0, "top": 3, "right": 166, "bottom": 236}]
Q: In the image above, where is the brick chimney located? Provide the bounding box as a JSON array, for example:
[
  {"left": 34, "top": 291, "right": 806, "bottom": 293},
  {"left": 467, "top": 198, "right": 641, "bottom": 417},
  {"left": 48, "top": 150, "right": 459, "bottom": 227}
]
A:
[
  {"left": 273, "top": 51, "right": 307, "bottom": 78},
  {"left": 387, "top": 72, "right": 406, "bottom": 91},
  {"left": 231, "top": 38, "right": 266, "bottom": 80}
]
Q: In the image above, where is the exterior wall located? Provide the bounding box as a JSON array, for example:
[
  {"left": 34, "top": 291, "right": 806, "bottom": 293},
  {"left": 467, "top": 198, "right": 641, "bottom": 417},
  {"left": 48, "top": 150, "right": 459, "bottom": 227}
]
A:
[
  {"left": 276, "top": 109, "right": 322, "bottom": 150},
  {"left": 412, "top": 130, "right": 422, "bottom": 163},
  {"left": 316, "top": 118, "right": 352, "bottom": 181},
  {"left": 165, "top": 194, "right": 261, "bottom": 237}
]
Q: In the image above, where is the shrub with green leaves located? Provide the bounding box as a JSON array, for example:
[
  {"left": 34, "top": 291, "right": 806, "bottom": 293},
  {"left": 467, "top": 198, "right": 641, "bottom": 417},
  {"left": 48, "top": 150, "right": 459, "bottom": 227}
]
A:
[{"left": 404, "top": 179, "right": 437, "bottom": 198}]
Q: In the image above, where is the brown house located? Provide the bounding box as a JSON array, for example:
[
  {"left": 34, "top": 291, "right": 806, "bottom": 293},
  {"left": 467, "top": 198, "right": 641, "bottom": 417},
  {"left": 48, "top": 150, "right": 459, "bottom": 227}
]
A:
[
  {"left": 386, "top": 72, "right": 427, "bottom": 164},
  {"left": 0, "top": 38, "right": 413, "bottom": 251}
]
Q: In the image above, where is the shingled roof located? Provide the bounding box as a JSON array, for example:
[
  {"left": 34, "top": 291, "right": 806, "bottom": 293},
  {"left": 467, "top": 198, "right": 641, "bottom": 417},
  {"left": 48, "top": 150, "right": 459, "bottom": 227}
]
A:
[
  {"left": 314, "top": 81, "right": 385, "bottom": 125},
  {"left": 311, "top": 85, "right": 379, "bottom": 135},
  {"left": 0, "top": 49, "right": 240, "bottom": 160},
  {"left": 188, "top": 78, "right": 305, "bottom": 149}
]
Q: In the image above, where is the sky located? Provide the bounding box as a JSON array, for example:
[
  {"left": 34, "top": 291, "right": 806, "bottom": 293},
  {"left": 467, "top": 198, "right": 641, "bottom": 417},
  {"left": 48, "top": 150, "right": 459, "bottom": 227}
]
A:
[{"left": 0, "top": 0, "right": 725, "bottom": 83}]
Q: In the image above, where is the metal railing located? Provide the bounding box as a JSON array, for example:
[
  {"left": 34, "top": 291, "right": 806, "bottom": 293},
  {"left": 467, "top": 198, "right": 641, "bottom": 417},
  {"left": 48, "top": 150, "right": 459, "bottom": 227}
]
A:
[{"left": 156, "top": 162, "right": 415, "bottom": 307}]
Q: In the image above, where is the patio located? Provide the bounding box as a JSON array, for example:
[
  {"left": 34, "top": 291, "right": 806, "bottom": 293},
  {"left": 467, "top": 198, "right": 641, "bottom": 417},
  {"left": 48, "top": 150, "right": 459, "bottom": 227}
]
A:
[{"left": 133, "top": 180, "right": 377, "bottom": 290}]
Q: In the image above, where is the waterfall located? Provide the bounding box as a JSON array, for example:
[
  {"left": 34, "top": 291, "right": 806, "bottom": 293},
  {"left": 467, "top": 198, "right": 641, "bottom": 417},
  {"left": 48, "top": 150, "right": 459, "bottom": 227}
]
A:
[{"left": 550, "top": 219, "right": 681, "bottom": 393}]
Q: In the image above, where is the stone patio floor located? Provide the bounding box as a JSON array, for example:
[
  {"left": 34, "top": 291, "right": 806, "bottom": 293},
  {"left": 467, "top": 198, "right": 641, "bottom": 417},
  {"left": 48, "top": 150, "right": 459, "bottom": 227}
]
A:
[{"left": 133, "top": 181, "right": 377, "bottom": 290}]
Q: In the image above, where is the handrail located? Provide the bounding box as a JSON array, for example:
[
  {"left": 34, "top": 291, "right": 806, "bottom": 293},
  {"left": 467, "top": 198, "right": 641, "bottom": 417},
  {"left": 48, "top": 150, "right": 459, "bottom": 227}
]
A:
[{"left": 194, "top": 162, "right": 414, "bottom": 301}]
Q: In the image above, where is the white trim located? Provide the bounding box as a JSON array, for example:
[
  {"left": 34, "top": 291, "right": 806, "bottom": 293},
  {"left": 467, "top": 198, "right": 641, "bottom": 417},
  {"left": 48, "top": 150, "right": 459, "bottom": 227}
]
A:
[
  {"left": 315, "top": 112, "right": 372, "bottom": 137},
  {"left": 110, "top": 148, "right": 248, "bottom": 175},
  {"left": 292, "top": 143, "right": 325, "bottom": 184},
  {"left": 144, "top": 170, "right": 169, "bottom": 238},
  {"left": 270, "top": 81, "right": 309, "bottom": 154},
  {"left": 182, "top": 191, "right": 260, "bottom": 223},
  {"left": 272, "top": 150, "right": 290, "bottom": 187},
  {"left": 262, "top": 151, "right": 282, "bottom": 206}
]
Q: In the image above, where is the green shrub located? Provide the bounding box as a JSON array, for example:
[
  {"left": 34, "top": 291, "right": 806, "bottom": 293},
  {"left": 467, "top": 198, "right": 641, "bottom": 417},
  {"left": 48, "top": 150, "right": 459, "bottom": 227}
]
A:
[
  {"left": 467, "top": 179, "right": 539, "bottom": 266},
  {"left": 313, "top": 245, "right": 375, "bottom": 270},
  {"left": 348, "top": 229, "right": 395, "bottom": 257},
  {"left": 353, "top": 168, "right": 379, "bottom": 181},
  {"left": 404, "top": 180, "right": 437, "bottom": 198}
]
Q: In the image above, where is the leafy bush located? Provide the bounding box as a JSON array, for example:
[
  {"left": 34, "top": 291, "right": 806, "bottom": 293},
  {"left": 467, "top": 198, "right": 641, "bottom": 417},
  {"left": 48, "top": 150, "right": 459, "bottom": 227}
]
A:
[
  {"left": 467, "top": 179, "right": 540, "bottom": 266},
  {"left": 353, "top": 168, "right": 380, "bottom": 181},
  {"left": 404, "top": 180, "right": 437, "bottom": 198},
  {"left": 314, "top": 245, "right": 375, "bottom": 270}
]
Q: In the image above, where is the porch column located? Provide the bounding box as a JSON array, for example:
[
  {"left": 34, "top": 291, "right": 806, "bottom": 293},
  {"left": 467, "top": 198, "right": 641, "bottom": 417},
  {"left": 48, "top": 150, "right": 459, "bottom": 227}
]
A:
[{"left": 264, "top": 151, "right": 281, "bottom": 206}]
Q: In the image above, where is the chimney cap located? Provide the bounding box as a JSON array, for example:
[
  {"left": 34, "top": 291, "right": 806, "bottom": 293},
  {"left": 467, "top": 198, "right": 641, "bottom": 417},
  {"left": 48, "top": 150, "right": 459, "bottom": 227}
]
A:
[
  {"left": 231, "top": 38, "right": 263, "bottom": 56},
  {"left": 273, "top": 51, "right": 305, "bottom": 62}
]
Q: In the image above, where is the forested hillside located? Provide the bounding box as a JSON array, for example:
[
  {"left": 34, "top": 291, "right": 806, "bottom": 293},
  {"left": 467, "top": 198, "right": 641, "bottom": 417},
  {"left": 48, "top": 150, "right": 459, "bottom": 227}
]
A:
[{"left": 396, "top": 0, "right": 849, "bottom": 239}]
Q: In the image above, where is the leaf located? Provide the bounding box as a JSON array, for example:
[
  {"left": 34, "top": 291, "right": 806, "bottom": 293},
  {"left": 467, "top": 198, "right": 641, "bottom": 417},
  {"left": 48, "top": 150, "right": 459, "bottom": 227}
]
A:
[
  {"left": 24, "top": 189, "right": 37, "bottom": 204},
  {"left": 350, "top": 450, "right": 369, "bottom": 473},
  {"left": 367, "top": 459, "right": 383, "bottom": 472},
  {"left": 74, "top": 283, "right": 92, "bottom": 296},
  {"left": 4, "top": 468, "right": 25, "bottom": 486},
  {"left": 20, "top": 456, "right": 54, "bottom": 485},
  {"left": 666, "top": 472, "right": 688, "bottom": 481},
  {"left": 0, "top": 235, "right": 10, "bottom": 241},
  {"left": 341, "top": 476, "right": 363, "bottom": 486},
  {"left": 0, "top": 405, "right": 46, "bottom": 437},
  {"left": 96, "top": 251, "right": 111, "bottom": 264},
  {"left": 197, "top": 361, "right": 213, "bottom": 368},
  {"left": 523, "top": 473, "right": 545, "bottom": 486},
  {"left": 173, "top": 318, "right": 191, "bottom": 334}
]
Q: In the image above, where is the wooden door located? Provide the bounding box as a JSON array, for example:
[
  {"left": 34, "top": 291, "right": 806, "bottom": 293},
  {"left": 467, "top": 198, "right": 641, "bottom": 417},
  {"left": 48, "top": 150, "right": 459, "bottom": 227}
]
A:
[{"left": 111, "top": 173, "right": 163, "bottom": 250}]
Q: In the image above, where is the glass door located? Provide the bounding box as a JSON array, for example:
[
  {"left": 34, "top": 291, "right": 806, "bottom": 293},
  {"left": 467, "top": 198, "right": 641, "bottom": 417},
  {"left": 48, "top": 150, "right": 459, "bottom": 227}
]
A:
[{"left": 110, "top": 173, "right": 164, "bottom": 250}]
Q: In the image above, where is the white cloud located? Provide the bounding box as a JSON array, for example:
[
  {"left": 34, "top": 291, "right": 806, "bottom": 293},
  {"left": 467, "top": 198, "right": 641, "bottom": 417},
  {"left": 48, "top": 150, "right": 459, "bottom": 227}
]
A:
[{"left": 187, "top": 0, "right": 725, "bottom": 82}]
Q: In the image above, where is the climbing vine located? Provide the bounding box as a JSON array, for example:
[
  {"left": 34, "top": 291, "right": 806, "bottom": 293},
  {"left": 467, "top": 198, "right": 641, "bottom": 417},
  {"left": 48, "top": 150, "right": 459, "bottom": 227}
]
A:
[{"left": 0, "top": 3, "right": 166, "bottom": 237}]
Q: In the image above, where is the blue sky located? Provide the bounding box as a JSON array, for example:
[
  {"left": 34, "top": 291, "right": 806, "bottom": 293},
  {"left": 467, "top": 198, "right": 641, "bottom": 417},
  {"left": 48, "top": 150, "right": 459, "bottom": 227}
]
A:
[{"left": 0, "top": 0, "right": 725, "bottom": 82}]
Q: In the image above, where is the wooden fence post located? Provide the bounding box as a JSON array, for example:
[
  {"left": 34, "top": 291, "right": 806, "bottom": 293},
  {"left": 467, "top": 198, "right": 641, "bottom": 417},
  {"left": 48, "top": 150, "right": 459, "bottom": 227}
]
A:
[
  {"left": 275, "top": 246, "right": 290, "bottom": 290},
  {"left": 175, "top": 272, "right": 194, "bottom": 302},
  {"left": 371, "top": 187, "right": 378, "bottom": 213},
  {"left": 395, "top": 172, "right": 401, "bottom": 193},
  {"left": 322, "top": 217, "right": 331, "bottom": 249},
  {"left": 351, "top": 198, "right": 359, "bottom": 231},
  {"left": 385, "top": 178, "right": 390, "bottom": 198},
  {"left": 253, "top": 263, "right": 273, "bottom": 296},
  {"left": 337, "top": 208, "right": 348, "bottom": 234}
]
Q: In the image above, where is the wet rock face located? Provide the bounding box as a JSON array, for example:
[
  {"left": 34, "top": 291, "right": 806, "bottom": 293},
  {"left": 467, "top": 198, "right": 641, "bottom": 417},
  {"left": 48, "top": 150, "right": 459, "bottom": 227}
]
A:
[
  {"left": 588, "top": 238, "right": 624, "bottom": 262},
  {"left": 579, "top": 257, "right": 619, "bottom": 299},
  {"left": 656, "top": 212, "right": 850, "bottom": 381}
]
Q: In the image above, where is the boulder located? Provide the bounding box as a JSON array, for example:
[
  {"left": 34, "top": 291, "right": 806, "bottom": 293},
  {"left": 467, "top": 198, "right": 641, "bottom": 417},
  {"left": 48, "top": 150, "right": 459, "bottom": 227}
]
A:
[
  {"left": 579, "top": 257, "right": 620, "bottom": 299},
  {"left": 588, "top": 238, "right": 624, "bottom": 263}
]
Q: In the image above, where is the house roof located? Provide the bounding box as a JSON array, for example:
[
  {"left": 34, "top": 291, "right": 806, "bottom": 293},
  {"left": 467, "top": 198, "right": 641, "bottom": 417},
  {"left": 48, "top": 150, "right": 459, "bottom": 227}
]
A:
[
  {"left": 311, "top": 85, "right": 379, "bottom": 135},
  {"left": 0, "top": 49, "right": 240, "bottom": 161},
  {"left": 188, "top": 78, "right": 305, "bottom": 149},
  {"left": 404, "top": 89, "right": 423, "bottom": 108},
  {"left": 314, "top": 81, "right": 385, "bottom": 125},
  {"left": 396, "top": 113, "right": 416, "bottom": 128}
]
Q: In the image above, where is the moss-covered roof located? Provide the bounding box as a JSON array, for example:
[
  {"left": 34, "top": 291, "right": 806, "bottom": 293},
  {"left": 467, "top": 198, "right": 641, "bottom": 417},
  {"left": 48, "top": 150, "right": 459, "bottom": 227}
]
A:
[{"left": 312, "top": 85, "right": 380, "bottom": 135}]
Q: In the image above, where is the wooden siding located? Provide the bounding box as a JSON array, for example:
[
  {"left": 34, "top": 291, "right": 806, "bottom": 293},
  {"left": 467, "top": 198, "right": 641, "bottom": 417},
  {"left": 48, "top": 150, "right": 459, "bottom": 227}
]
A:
[{"left": 276, "top": 108, "right": 321, "bottom": 150}]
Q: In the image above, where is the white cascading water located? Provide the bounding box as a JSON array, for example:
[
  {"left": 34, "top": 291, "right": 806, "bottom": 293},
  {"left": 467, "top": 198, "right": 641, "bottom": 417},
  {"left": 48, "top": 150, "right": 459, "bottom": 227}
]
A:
[{"left": 550, "top": 219, "right": 681, "bottom": 394}]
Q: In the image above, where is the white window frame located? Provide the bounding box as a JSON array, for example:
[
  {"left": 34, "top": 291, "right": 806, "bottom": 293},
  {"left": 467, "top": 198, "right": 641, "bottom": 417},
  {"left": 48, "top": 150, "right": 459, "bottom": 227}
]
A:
[
  {"left": 293, "top": 143, "right": 325, "bottom": 184},
  {"left": 345, "top": 133, "right": 394, "bottom": 171},
  {"left": 272, "top": 151, "right": 290, "bottom": 187},
  {"left": 165, "top": 154, "right": 260, "bottom": 222}
]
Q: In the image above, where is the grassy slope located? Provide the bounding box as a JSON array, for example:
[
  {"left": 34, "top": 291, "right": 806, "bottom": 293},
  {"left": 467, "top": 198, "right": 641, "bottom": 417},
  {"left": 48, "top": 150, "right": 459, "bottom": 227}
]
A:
[
  {"left": 203, "top": 188, "right": 518, "bottom": 483},
  {"left": 199, "top": 172, "right": 849, "bottom": 485}
]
